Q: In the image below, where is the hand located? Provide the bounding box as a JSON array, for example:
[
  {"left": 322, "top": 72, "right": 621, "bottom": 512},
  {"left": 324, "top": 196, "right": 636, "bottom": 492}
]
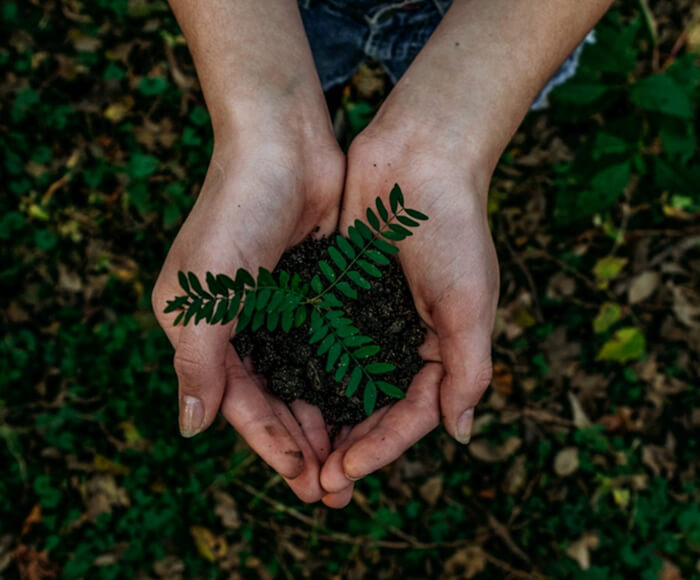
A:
[
  {"left": 152, "top": 131, "right": 345, "bottom": 503},
  {"left": 319, "top": 128, "right": 499, "bottom": 508}
]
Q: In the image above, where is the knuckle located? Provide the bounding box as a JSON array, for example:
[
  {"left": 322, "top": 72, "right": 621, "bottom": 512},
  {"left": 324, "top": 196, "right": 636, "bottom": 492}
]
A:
[
  {"left": 473, "top": 359, "right": 493, "bottom": 395},
  {"left": 173, "top": 349, "right": 207, "bottom": 384}
]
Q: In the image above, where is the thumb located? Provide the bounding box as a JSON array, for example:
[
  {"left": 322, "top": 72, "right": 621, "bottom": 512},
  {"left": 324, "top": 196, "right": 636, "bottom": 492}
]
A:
[
  {"left": 173, "top": 322, "right": 231, "bottom": 437},
  {"left": 438, "top": 326, "right": 493, "bottom": 444}
]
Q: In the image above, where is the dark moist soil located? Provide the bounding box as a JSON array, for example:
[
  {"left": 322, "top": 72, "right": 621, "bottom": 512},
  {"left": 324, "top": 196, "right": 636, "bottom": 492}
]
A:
[{"left": 232, "top": 235, "right": 425, "bottom": 427}]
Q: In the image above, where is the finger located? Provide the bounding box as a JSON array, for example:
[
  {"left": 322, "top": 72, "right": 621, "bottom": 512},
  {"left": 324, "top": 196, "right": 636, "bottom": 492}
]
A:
[
  {"left": 322, "top": 485, "right": 354, "bottom": 509},
  {"left": 320, "top": 404, "right": 392, "bottom": 493},
  {"left": 290, "top": 400, "right": 331, "bottom": 463},
  {"left": 173, "top": 322, "right": 232, "bottom": 437},
  {"left": 437, "top": 323, "right": 494, "bottom": 444},
  {"left": 219, "top": 348, "right": 305, "bottom": 480},
  {"left": 341, "top": 363, "right": 442, "bottom": 480},
  {"left": 418, "top": 327, "right": 441, "bottom": 362}
]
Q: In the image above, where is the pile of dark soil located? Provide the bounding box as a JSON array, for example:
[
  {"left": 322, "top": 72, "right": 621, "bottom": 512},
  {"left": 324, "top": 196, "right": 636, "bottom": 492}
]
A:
[{"left": 233, "top": 235, "right": 425, "bottom": 426}]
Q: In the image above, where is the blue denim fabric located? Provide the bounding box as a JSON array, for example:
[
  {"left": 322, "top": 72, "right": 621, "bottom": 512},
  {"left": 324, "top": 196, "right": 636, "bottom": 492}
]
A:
[{"left": 298, "top": 0, "right": 595, "bottom": 110}]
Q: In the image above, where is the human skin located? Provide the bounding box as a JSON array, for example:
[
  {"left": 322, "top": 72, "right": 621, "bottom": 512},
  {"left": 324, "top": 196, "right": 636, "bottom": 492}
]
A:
[{"left": 153, "top": 0, "right": 614, "bottom": 506}]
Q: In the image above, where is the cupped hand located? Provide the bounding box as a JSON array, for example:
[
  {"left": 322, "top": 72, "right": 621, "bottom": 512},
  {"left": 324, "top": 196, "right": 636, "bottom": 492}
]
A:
[
  {"left": 152, "top": 134, "right": 345, "bottom": 503},
  {"left": 320, "top": 130, "right": 499, "bottom": 507}
]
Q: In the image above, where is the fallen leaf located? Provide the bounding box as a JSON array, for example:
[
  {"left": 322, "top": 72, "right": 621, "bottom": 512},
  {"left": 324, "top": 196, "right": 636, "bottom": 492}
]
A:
[
  {"left": 503, "top": 455, "right": 527, "bottom": 495},
  {"left": 658, "top": 558, "right": 684, "bottom": 580},
  {"left": 190, "top": 526, "right": 227, "bottom": 563},
  {"left": 154, "top": 555, "right": 185, "bottom": 579},
  {"left": 628, "top": 271, "right": 660, "bottom": 304},
  {"left": 597, "top": 327, "right": 646, "bottom": 362},
  {"left": 469, "top": 437, "right": 522, "bottom": 463},
  {"left": 419, "top": 475, "right": 443, "bottom": 506},
  {"left": 492, "top": 361, "right": 513, "bottom": 396},
  {"left": 440, "top": 546, "right": 486, "bottom": 579},
  {"left": 213, "top": 490, "right": 241, "bottom": 530},
  {"left": 12, "top": 545, "right": 58, "bottom": 580},
  {"left": 554, "top": 447, "right": 579, "bottom": 477},
  {"left": 21, "top": 505, "right": 42, "bottom": 536},
  {"left": 566, "top": 532, "right": 599, "bottom": 570},
  {"left": 593, "top": 256, "right": 627, "bottom": 288},
  {"left": 93, "top": 454, "right": 130, "bottom": 475},
  {"left": 85, "top": 474, "right": 130, "bottom": 521},
  {"left": 567, "top": 392, "right": 592, "bottom": 428}
]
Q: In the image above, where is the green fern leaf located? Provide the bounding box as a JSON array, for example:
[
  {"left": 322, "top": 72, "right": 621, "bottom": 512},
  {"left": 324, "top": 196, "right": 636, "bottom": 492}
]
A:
[
  {"left": 405, "top": 208, "right": 429, "bottom": 221},
  {"left": 357, "top": 259, "right": 381, "bottom": 278},
  {"left": 279, "top": 270, "right": 290, "bottom": 288},
  {"left": 255, "top": 288, "right": 271, "bottom": 310},
  {"left": 334, "top": 354, "right": 350, "bottom": 381},
  {"left": 353, "top": 345, "right": 380, "bottom": 359},
  {"left": 235, "top": 268, "right": 255, "bottom": 288},
  {"left": 268, "top": 290, "right": 284, "bottom": 312},
  {"left": 355, "top": 219, "right": 374, "bottom": 240},
  {"left": 309, "top": 325, "right": 328, "bottom": 344},
  {"left": 319, "top": 260, "right": 336, "bottom": 283},
  {"left": 310, "top": 274, "right": 323, "bottom": 294},
  {"left": 317, "top": 334, "right": 334, "bottom": 356},
  {"left": 336, "top": 235, "right": 356, "bottom": 259},
  {"left": 174, "top": 311, "right": 185, "bottom": 326},
  {"left": 365, "top": 249, "right": 390, "bottom": 266},
  {"left": 178, "top": 271, "right": 190, "bottom": 294},
  {"left": 347, "top": 270, "right": 371, "bottom": 290},
  {"left": 343, "top": 335, "right": 372, "bottom": 347},
  {"left": 257, "top": 266, "right": 275, "bottom": 287},
  {"left": 364, "top": 380, "right": 377, "bottom": 415},
  {"left": 326, "top": 343, "right": 342, "bottom": 372},
  {"left": 235, "top": 292, "right": 256, "bottom": 332},
  {"left": 397, "top": 215, "right": 420, "bottom": 228},
  {"left": 376, "top": 381, "right": 405, "bottom": 399},
  {"left": 224, "top": 293, "right": 242, "bottom": 324},
  {"left": 183, "top": 300, "right": 198, "bottom": 325},
  {"left": 319, "top": 293, "right": 343, "bottom": 308},
  {"left": 251, "top": 309, "right": 265, "bottom": 331},
  {"left": 372, "top": 238, "right": 399, "bottom": 255},
  {"left": 211, "top": 298, "right": 228, "bottom": 324},
  {"left": 366, "top": 207, "right": 381, "bottom": 230},
  {"left": 346, "top": 367, "right": 362, "bottom": 397},
  {"left": 375, "top": 197, "right": 389, "bottom": 222},
  {"left": 348, "top": 226, "right": 365, "bottom": 248},
  {"left": 365, "top": 362, "right": 396, "bottom": 375},
  {"left": 281, "top": 308, "right": 294, "bottom": 332},
  {"left": 381, "top": 229, "right": 405, "bottom": 242},
  {"left": 328, "top": 246, "right": 347, "bottom": 270},
  {"left": 390, "top": 223, "right": 412, "bottom": 237},
  {"left": 294, "top": 306, "right": 307, "bottom": 327},
  {"left": 389, "top": 183, "right": 404, "bottom": 212},
  {"left": 188, "top": 272, "right": 211, "bottom": 298},
  {"left": 216, "top": 273, "right": 239, "bottom": 292},
  {"left": 206, "top": 272, "right": 224, "bottom": 296},
  {"left": 335, "top": 325, "right": 359, "bottom": 338},
  {"left": 266, "top": 309, "right": 280, "bottom": 332},
  {"left": 164, "top": 296, "right": 188, "bottom": 313},
  {"left": 336, "top": 281, "right": 357, "bottom": 299}
]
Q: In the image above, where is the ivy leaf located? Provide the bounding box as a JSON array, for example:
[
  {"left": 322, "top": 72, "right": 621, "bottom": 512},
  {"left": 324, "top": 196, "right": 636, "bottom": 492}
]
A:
[
  {"left": 365, "top": 362, "right": 396, "bottom": 375},
  {"left": 346, "top": 367, "right": 362, "bottom": 397},
  {"left": 363, "top": 380, "right": 377, "bottom": 415},
  {"left": 376, "top": 381, "right": 405, "bottom": 399}
]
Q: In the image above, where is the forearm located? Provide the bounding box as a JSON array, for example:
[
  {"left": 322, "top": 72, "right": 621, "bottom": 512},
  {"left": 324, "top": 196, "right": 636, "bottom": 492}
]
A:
[
  {"left": 370, "top": 0, "right": 613, "bottom": 187},
  {"left": 168, "top": 0, "right": 331, "bottom": 141}
]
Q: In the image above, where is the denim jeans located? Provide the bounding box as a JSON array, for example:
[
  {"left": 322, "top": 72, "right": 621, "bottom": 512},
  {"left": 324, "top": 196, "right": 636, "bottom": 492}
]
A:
[{"left": 298, "top": 0, "right": 595, "bottom": 110}]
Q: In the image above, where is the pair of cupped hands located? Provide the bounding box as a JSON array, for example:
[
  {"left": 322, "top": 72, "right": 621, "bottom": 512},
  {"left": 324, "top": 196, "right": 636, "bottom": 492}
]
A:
[{"left": 152, "top": 110, "right": 499, "bottom": 508}]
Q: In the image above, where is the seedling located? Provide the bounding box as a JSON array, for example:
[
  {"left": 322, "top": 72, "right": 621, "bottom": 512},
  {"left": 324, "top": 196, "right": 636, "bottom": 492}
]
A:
[{"left": 165, "top": 184, "right": 428, "bottom": 415}]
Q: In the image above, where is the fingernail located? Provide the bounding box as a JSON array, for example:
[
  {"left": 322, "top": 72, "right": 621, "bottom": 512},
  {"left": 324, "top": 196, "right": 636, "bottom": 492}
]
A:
[
  {"left": 180, "top": 395, "right": 204, "bottom": 437},
  {"left": 345, "top": 473, "right": 362, "bottom": 482},
  {"left": 455, "top": 408, "right": 474, "bottom": 444}
]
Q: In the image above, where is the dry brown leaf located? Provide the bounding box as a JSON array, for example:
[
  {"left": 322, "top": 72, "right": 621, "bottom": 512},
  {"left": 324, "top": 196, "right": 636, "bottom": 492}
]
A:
[
  {"left": 440, "top": 546, "right": 487, "bottom": 580},
  {"left": 469, "top": 437, "right": 522, "bottom": 463},
  {"left": 658, "top": 558, "right": 683, "bottom": 580},
  {"left": 85, "top": 474, "right": 130, "bottom": 521},
  {"left": 21, "top": 505, "right": 42, "bottom": 536},
  {"left": 213, "top": 490, "right": 241, "bottom": 530},
  {"left": 567, "top": 392, "right": 592, "bottom": 428},
  {"left": 566, "top": 532, "right": 599, "bottom": 570},
  {"left": 190, "top": 526, "right": 227, "bottom": 563},
  {"left": 492, "top": 361, "right": 513, "bottom": 396},
  {"left": 554, "top": 447, "right": 579, "bottom": 477},
  {"left": 12, "top": 545, "right": 59, "bottom": 580},
  {"left": 628, "top": 271, "right": 661, "bottom": 304},
  {"left": 419, "top": 475, "right": 443, "bottom": 506},
  {"left": 503, "top": 455, "right": 527, "bottom": 495},
  {"left": 154, "top": 555, "right": 185, "bottom": 579}
]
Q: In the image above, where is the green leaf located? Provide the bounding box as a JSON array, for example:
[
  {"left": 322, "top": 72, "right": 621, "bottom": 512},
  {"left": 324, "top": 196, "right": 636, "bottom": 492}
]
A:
[
  {"left": 235, "top": 268, "right": 255, "bottom": 288},
  {"left": 325, "top": 310, "right": 345, "bottom": 320},
  {"left": 348, "top": 270, "right": 371, "bottom": 290},
  {"left": 236, "top": 292, "right": 256, "bottom": 332},
  {"left": 375, "top": 197, "right": 389, "bottom": 222},
  {"left": 225, "top": 293, "right": 242, "bottom": 324},
  {"left": 281, "top": 308, "right": 293, "bottom": 332},
  {"left": 365, "top": 249, "right": 390, "bottom": 266},
  {"left": 268, "top": 291, "right": 285, "bottom": 312},
  {"left": 294, "top": 306, "right": 307, "bottom": 327},
  {"left": 336, "top": 281, "right": 357, "bottom": 299},
  {"left": 255, "top": 288, "right": 271, "bottom": 310},
  {"left": 357, "top": 259, "right": 382, "bottom": 278},
  {"left": 376, "top": 381, "right": 405, "bottom": 399},
  {"left": 382, "top": 229, "right": 405, "bottom": 242},
  {"left": 164, "top": 296, "right": 187, "bottom": 313},
  {"left": 178, "top": 271, "right": 190, "bottom": 294},
  {"left": 266, "top": 310, "right": 280, "bottom": 332},
  {"left": 317, "top": 260, "right": 335, "bottom": 286},
  {"left": 173, "top": 311, "right": 185, "bottom": 326},
  {"left": 251, "top": 309, "right": 265, "bottom": 331},
  {"left": 211, "top": 298, "right": 228, "bottom": 324},
  {"left": 389, "top": 184, "right": 404, "bottom": 213},
  {"left": 336, "top": 235, "right": 356, "bottom": 259},
  {"left": 366, "top": 207, "right": 381, "bottom": 230},
  {"left": 390, "top": 223, "right": 412, "bottom": 237},
  {"left": 188, "top": 272, "right": 211, "bottom": 298},
  {"left": 334, "top": 354, "right": 350, "bottom": 382},
  {"left": 363, "top": 380, "right": 377, "bottom": 415},
  {"left": 310, "top": 325, "right": 329, "bottom": 344},
  {"left": 128, "top": 153, "right": 159, "bottom": 179},
  {"left": 348, "top": 226, "right": 365, "bottom": 248},
  {"left": 328, "top": 246, "right": 347, "bottom": 270},
  {"left": 593, "top": 302, "right": 622, "bottom": 333},
  {"left": 279, "top": 270, "right": 290, "bottom": 288},
  {"left": 317, "top": 334, "right": 335, "bottom": 356},
  {"left": 216, "top": 273, "right": 238, "bottom": 292},
  {"left": 405, "top": 208, "right": 429, "bottom": 221},
  {"left": 326, "top": 343, "right": 342, "bottom": 372},
  {"left": 593, "top": 256, "right": 628, "bottom": 287},
  {"left": 138, "top": 76, "right": 168, "bottom": 96},
  {"left": 257, "top": 267, "right": 275, "bottom": 287},
  {"left": 336, "top": 325, "right": 360, "bottom": 338},
  {"left": 183, "top": 300, "right": 198, "bottom": 325},
  {"left": 196, "top": 299, "right": 214, "bottom": 324},
  {"left": 596, "top": 327, "right": 646, "bottom": 362},
  {"left": 355, "top": 219, "right": 374, "bottom": 240},
  {"left": 365, "top": 362, "right": 396, "bottom": 375},
  {"left": 397, "top": 215, "right": 420, "bottom": 228},
  {"left": 372, "top": 238, "right": 399, "bottom": 255},
  {"left": 552, "top": 82, "right": 609, "bottom": 104},
  {"left": 344, "top": 335, "right": 372, "bottom": 347},
  {"left": 346, "top": 367, "right": 362, "bottom": 397},
  {"left": 630, "top": 74, "right": 693, "bottom": 119},
  {"left": 354, "top": 345, "right": 380, "bottom": 359},
  {"left": 319, "top": 293, "right": 343, "bottom": 308},
  {"left": 206, "top": 272, "right": 224, "bottom": 296},
  {"left": 310, "top": 274, "right": 323, "bottom": 294}
]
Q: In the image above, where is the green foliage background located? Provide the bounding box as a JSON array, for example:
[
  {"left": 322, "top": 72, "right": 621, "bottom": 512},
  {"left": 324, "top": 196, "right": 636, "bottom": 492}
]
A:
[{"left": 0, "top": 0, "right": 698, "bottom": 578}]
